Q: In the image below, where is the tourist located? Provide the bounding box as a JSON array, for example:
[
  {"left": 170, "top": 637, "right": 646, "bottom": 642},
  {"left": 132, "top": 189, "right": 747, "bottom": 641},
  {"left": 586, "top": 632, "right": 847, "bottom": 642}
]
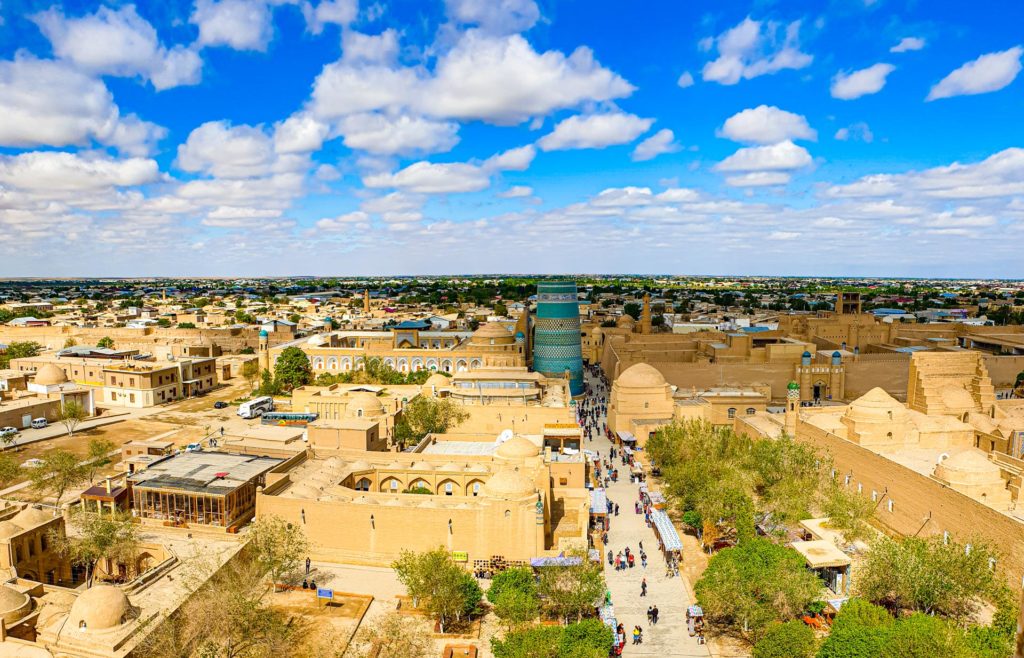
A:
[
  {"left": 628, "top": 552, "right": 635, "bottom": 568},
  {"left": 652, "top": 605, "right": 660, "bottom": 625},
  {"left": 646, "top": 606, "right": 653, "bottom": 624},
  {"left": 632, "top": 626, "right": 642, "bottom": 645},
  {"left": 640, "top": 578, "right": 647, "bottom": 596}
]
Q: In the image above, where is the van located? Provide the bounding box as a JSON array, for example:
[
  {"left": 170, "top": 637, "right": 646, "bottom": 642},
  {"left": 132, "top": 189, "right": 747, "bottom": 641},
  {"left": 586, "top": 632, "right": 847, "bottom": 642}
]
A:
[
  {"left": 30, "top": 418, "right": 48, "bottom": 429},
  {"left": 185, "top": 443, "right": 202, "bottom": 452}
]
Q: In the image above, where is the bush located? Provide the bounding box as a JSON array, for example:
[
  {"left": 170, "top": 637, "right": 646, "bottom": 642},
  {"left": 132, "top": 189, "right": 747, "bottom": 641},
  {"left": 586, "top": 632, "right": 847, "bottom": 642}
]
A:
[
  {"left": 487, "top": 568, "right": 536, "bottom": 604},
  {"left": 816, "top": 598, "right": 894, "bottom": 658},
  {"left": 753, "top": 621, "right": 815, "bottom": 658},
  {"left": 558, "top": 618, "right": 614, "bottom": 658},
  {"left": 879, "top": 613, "right": 971, "bottom": 658}
]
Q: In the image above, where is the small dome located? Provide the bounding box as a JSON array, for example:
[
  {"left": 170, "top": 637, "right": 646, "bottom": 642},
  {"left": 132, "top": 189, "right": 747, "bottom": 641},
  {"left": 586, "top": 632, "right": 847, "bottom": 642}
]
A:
[
  {"left": 935, "top": 450, "right": 1003, "bottom": 486},
  {"left": 787, "top": 381, "right": 800, "bottom": 391},
  {"left": 344, "top": 392, "right": 386, "bottom": 419},
  {"left": 471, "top": 323, "right": 515, "bottom": 345},
  {"left": 259, "top": 329, "right": 269, "bottom": 337},
  {"left": 616, "top": 315, "right": 635, "bottom": 328},
  {"left": 844, "top": 387, "right": 908, "bottom": 424},
  {"left": 802, "top": 351, "right": 812, "bottom": 358},
  {"left": 496, "top": 436, "right": 540, "bottom": 459},
  {"left": 323, "top": 317, "right": 332, "bottom": 322},
  {"left": 0, "top": 585, "right": 29, "bottom": 620},
  {"left": 482, "top": 467, "right": 535, "bottom": 499},
  {"left": 617, "top": 363, "right": 666, "bottom": 388},
  {"left": 12, "top": 506, "right": 54, "bottom": 528},
  {"left": 34, "top": 364, "right": 68, "bottom": 387},
  {"left": 424, "top": 373, "right": 448, "bottom": 387},
  {"left": 67, "top": 585, "right": 130, "bottom": 631},
  {"left": 832, "top": 351, "right": 841, "bottom": 357}
]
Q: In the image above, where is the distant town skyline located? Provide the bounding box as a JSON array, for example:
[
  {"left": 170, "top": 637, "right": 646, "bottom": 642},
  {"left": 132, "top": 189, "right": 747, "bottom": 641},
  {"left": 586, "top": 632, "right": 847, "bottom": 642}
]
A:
[{"left": 0, "top": 0, "right": 1022, "bottom": 277}]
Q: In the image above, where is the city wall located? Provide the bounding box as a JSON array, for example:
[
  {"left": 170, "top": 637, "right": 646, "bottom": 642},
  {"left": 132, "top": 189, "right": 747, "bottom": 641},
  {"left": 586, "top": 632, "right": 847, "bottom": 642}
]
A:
[
  {"left": 796, "top": 420, "right": 1024, "bottom": 588},
  {"left": 0, "top": 326, "right": 291, "bottom": 355}
]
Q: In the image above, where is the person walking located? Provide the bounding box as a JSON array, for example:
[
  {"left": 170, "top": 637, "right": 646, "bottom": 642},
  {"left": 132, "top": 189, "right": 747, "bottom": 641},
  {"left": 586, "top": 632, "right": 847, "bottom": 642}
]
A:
[
  {"left": 640, "top": 578, "right": 647, "bottom": 597},
  {"left": 652, "top": 605, "right": 660, "bottom": 625},
  {"left": 632, "top": 626, "right": 642, "bottom": 645},
  {"left": 641, "top": 551, "right": 647, "bottom": 569},
  {"left": 646, "top": 606, "right": 654, "bottom": 624},
  {"left": 614, "top": 553, "right": 621, "bottom": 571},
  {"left": 628, "top": 552, "right": 635, "bottom": 568}
]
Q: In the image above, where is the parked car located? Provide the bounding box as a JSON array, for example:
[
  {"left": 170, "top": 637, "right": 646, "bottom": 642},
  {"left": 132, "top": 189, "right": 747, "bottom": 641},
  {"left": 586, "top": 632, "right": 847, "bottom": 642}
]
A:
[
  {"left": 213, "top": 401, "right": 228, "bottom": 409},
  {"left": 185, "top": 442, "right": 203, "bottom": 452},
  {"left": 0, "top": 427, "right": 18, "bottom": 439},
  {"left": 30, "top": 418, "right": 48, "bottom": 429}
]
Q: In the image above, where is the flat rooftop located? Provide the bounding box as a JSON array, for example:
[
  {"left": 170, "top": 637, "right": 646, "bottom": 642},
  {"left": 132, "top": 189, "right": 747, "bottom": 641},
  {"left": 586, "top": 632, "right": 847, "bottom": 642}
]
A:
[
  {"left": 421, "top": 441, "right": 497, "bottom": 456},
  {"left": 128, "top": 452, "right": 284, "bottom": 494}
]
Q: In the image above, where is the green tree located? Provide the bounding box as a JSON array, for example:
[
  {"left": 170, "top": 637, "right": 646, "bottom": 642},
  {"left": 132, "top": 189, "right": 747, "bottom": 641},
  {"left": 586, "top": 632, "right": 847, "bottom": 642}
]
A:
[
  {"left": 488, "top": 567, "right": 540, "bottom": 628},
  {"left": 86, "top": 437, "right": 116, "bottom": 482},
  {"left": 63, "top": 337, "right": 77, "bottom": 348},
  {"left": 753, "top": 621, "right": 816, "bottom": 658},
  {"left": 822, "top": 482, "right": 876, "bottom": 543},
  {"left": 487, "top": 567, "right": 537, "bottom": 604},
  {"left": 494, "top": 302, "right": 508, "bottom": 317},
  {"left": 557, "top": 619, "right": 614, "bottom": 658},
  {"left": 393, "top": 397, "right": 469, "bottom": 449},
  {"left": 248, "top": 515, "right": 309, "bottom": 591},
  {"left": 49, "top": 508, "right": 139, "bottom": 586},
  {"left": 272, "top": 346, "right": 312, "bottom": 392},
  {"left": 349, "top": 612, "right": 434, "bottom": 658},
  {"left": 694, "top": 537, "right": 821, "bottom": 641},
  {"left": 880, "top": 613, "right": 972, "bottom": 658},
  {"left": 59, "top": 399, "right": 88, "bottom": 438},
  {"left": 257, "top": 369, "right": 281, "bottom": 396},
  {"left": 536, "top": 550, "right": 605, "bottom": 624},
  {"left": 97, "top": 336, "right": 115, "bottom": 349},
  {"left": 0, "top": 455, "right": 22, "bottom": 488},
  {"left": 242, "top": 360, "right": 260, "bottom": 393},
  {"left": 30, "top": 449, "right": 87, "bottom": 507},
  {"left": 393, "top": 547, "right": 480, "bottom": 632},
  {"left": 0, "top": 341, "right": 42, "bottom": 368},
  {"left": 176, "top": 322, "right": 196, "bottom": 329},
  {"left": 288, "top": 313, "right": 301, "bottom": 324},
  {"left": 492, "top": 624, "right": 561, "bottom": 658},
  {"left": 156, "top": 318, "right": 172, "bottom": 328},
  {"left": 856, "top": 535, "right": 999, "bottom": 621},
  {"left": 816, "top": 598, "right": 894, "bottom": 658}
]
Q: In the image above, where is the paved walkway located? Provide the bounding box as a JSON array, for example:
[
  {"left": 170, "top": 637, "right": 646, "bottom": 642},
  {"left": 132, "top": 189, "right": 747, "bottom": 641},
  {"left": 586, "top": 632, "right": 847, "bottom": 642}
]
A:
[{"left": 582, "top": 369, "right": 709, "bottom": 657}]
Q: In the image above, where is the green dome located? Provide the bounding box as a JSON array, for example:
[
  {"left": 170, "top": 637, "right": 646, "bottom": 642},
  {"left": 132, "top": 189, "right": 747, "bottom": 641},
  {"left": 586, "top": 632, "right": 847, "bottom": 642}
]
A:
[{"left": 787, "top": 381, "right": 800, "bottom": 391}]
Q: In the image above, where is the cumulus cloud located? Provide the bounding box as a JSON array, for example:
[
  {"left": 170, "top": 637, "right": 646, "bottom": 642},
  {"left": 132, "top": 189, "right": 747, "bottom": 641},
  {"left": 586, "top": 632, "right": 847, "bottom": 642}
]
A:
[
  {"left": 311, "top": 31, "right": 634, "bottom": 125},
  {"left": 317, "top": 210, "right": 370, "bottom": 231},
  {"left": 177, "top": 121, "right": 307, "bottom": 179},
  {"left": 303, "top": 0, "right": 358, "bottom": 34},
  {"left": 363, "top": 145, "right": 535, "bottom": 194},
  {"left": 498, "top": 185, "right": 534, "bottom": 198},
  {"left": 715, "top": 140, "right": 812, "bottom": 172},
  {"left": 831, "top": 63, "right": 895, "bottom": 100},
  {"left": 337, "top": 113, "right": 460, "bottom": 156},
  {"left": 0, "top": 151, "right": 161, "bottom": 192},
  {"left": 342, "top": 29, "right": 399, "bottom": 64},
  {"left": 0, "top": 56, "right": 165, "bottom": 154},
  {"left": 834, "top": 122, "right": 874, "bottom": 143},
  {"left": 719, "top": 105, "right": 816, "bottom": 144},
  {"left": 701, "top": 17, "right": 812, "bottom": 85},
  {"left": 32, "top": 5, "right": 202, "bottom": 90},
  {"left": 631, "top": 129, "right": 680, "bottom": 161},
  {"left": 484, "top": 145, "right": 536, "bottom": 171},
  {"left": 890, "top": 37, "right": 925, "bottom": 53},
  {"left": 444, "top": 0, "right": 539, "bottom": 35},
  {"left": 927, "top": 47, "right": 1023, "bottom": 101},
  {"left": 724, "top": 172, "right": 793, "bottom": 187},
  {"left": 676, "top": 71, "right": 694, "bottom": 88},
  {"left": 273, "top": 113, "right": 330, "bottom": 154},
  {"left": 191, "top": 0, "right": 273, "bottom": 51},
  {"left": 537, "top": 113, "right": 652, "bottom": 151}
]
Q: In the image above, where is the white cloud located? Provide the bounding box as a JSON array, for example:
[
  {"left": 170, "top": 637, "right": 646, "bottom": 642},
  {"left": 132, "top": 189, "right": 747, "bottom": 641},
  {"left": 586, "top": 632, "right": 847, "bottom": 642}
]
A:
[
  {"left": 927, "top": 47, "right": 1023, "bottom": 101},
  {"left": 632, "top": 129, "right": 681, "bottom": 161},
  {"left": 676, "top": 71, "right": 694, "bottom": 88},
  {"left": 444, "top": 0, "right": 539, "bottom": 35},
  {"left": 0, "top": 56, "right": 165, "bottom": 154},
  {"left": 890, "top": 37, "right": 925, "bottom": 53},
  {"left": 342, "top": 29, "right": 399, "bottom": 64},
  {"left": 834, "top": 122, "right": 874, "bottom": 143},
  {"left": 363, "top": 161, "right": 491, "bottom": 194},
  {"left": 701, "top": 17, "right": 812, "bottom": 85},
  {"left": 484, "top": 145, "right": 536, "bottom": 171},
  {"left": 498, "top": 185, "right": 533, "bottom": 198},
  {"left": 537, "top": 113, "right": 652, "bottom": 151},
  {"left": 317, "top": 210, "right": 370, "bottom": 231},
  {"left": 177, "top": 121, "right": 277, "bottom": 178},
  {"left": 725, "top": 172, "right": 792, "bottom": 187},
  {"left": 273, "top": 113, "right": 330, "bottom": 154},
  {"left": 0, "top": 151, "right": 160, "bottom": 192},
  {"left": 831, "top": 63, "right": 895, "bottom": 100},
  {"left": 719, "top": 105, "right": 815, "bottom": 144},
  {"left": 32, "top": 5, "right": 202, "bottom": 90},
  {"left": 304, "top": 0, "right": 358, "bottom": 34},
  {"left": 191, "top": 0, "right": 273, "bottom": 51},
  {"left": 338, "top": 113, "right": 460, "bottom": 156},
  {"left": 313, "top": 32, "right": 634, "bottom": 126},
  {"left": 715, "top": 140, "right": 812, "bottom": 172},
  {"left": 361, "top": 192, "right": 424, "bottom": 214}
]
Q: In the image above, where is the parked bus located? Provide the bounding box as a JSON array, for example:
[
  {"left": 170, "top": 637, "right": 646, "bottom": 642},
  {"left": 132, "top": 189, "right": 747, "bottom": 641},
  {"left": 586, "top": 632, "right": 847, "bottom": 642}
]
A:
[
  {"left": 260, "top": 412, "right": 319, "bottom": 427},
  {"left": 238, "top": 396, "right": 274, "bottom": 419}
]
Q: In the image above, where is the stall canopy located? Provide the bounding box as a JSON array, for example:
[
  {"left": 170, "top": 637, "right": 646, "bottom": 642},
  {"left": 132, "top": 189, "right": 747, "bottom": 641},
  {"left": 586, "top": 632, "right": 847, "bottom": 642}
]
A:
[
  {"left": 687, "top": 605, "right": 703, "bottom": 617},
  {"left": 531, "top": 556, "right": 582, "bottom": 567},
  {"left": 790, "top": 540, "right": 852, "bottom": 569},
  {"left": 651, "top": 509, "right": 683, "bottom": 552},
  {"left": 590, "top": 488, "right": 608, "bottom": 514},
  {"left": 617, "top": 431, "right": 637, "bottom": 443}
]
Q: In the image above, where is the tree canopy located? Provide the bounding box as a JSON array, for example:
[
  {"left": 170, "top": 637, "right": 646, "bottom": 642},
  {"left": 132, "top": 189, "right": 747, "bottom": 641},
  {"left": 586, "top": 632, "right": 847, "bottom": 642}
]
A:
[
  {"left": 392, "top": 547, "right": 482, "bottom": 633},
  {"left": 272, "top": 346, "right": 312, "bottom": 392},
  {"left": 393, "top": 397, "right": 469, "bottom": 449},
  {"left": 0, "top": 341, "right": 42, "bottom": 368}
]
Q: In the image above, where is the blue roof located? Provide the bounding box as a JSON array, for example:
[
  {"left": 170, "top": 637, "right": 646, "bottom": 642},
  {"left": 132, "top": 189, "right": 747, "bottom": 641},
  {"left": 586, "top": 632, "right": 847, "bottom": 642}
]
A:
[
  {"left": 872, "top": 308, "right": 907, "bottom": 315},
  {"left": 651, "top": 510, "right": 683, "bottom": 552},
  {"left": 741, "top": 326, "right": 771, "bottom": 333},
  {"left": 394, "top": 320, "right": 431, "bottom": 330}
]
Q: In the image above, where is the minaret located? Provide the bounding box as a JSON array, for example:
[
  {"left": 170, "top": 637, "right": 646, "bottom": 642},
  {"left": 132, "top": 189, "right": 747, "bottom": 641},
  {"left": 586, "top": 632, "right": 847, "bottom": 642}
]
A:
[
  {"left": 363, "top": 289, "right": 371, "bottom": 315},
  {"left": 322, "top": 317, "right": 332, "bottom": 333},
  {"left": 640, "top": 293, "right": 652, "bottom": 335},
  {"left": 258, "top": 329, "right": 270, "bottom": 373},
  {"left": 785, "top": 381, "right": 800, "bottom": 436}
]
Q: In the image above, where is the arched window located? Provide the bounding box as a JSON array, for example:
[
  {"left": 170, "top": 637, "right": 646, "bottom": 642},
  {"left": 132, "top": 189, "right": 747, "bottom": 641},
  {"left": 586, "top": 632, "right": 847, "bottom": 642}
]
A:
[
  {"left": 727, "top": 408, "right": 736, "bottom": 419},
  {"left": 355, "top": 478, "right": 371, "bottom": 491},
  {"left": 746, "top": 408, "right": 756, "bottom": 416},
  {"left": 468, "top": 481, "right": 482, "bottom": 496}
]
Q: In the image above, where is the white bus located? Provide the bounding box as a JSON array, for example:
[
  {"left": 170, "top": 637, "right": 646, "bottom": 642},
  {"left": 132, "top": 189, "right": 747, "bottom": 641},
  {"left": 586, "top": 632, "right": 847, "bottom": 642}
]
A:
[{"left": 238, "top": 396, "right": 274, "bottom": 419}]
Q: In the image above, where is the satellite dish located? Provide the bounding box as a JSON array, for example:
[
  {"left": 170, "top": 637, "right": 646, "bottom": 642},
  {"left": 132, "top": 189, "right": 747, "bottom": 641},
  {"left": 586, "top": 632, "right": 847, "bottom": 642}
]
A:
[{"left": 495, "top": 429, "right": 514, "bottom": 445}]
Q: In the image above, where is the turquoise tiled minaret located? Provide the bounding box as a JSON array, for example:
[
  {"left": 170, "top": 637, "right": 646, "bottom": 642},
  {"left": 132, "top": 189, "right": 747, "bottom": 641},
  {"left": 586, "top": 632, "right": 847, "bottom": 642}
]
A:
[{"left": 533, "top": 281, "right": 584, "bottom": 396}]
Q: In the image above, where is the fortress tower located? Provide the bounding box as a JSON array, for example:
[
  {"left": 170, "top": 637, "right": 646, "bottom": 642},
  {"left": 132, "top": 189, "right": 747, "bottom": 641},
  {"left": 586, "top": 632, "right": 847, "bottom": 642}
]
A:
[{"left": 532, "top": 281, "right": 584, "bottom": 397}]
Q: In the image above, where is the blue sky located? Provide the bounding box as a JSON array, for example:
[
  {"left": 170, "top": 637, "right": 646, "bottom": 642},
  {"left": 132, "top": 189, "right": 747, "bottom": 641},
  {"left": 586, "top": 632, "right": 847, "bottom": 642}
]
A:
[{"left": 0, "top": 0, "right": 1022, "bottom": 277}]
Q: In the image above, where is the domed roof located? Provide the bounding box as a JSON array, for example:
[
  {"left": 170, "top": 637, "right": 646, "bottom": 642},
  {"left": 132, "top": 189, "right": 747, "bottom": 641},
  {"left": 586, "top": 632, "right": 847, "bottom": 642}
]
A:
[
  {"left": 832, "top": 351, "right": 842, "bottom": 357},
  {"left": 935, "top": 450, "right": 1003, "bottom": 485},
  {"left": 12, "top": 506, "right": 53, "bottom": 528},
  {"left": 34, "top": 364, "right": 68, "bottom": 387},
  {"left": 617, "top": 363, "right": 666, "bottom": 388},
  {"left": 424, "top": 373, "right": 449, "bottom": 387},
  {"left": 844, "top": 387, "right": 908, "bottom": 423},
  {"left": 344, "top": 392, "right": 386, "bottom": 419},
  {"left": 67, "top": 585, "right": 130, "bottom": 631},
  {"left": 616, "top": 315, "right": 635, "bottom": 328},
  {"left": 802, "top": 351, "right": 812, "bottom": 358},
  {"left": 0, "top": 585, "right": 29, "bottom": 615},
  {"left": 496, "top": 436, "right": 540, "bottom": 459},
  {"left": 787, "top": 381, "right": 800, "bottom": 391},
  {"left": 471, "top": 323, "right": 515, "bottom": 345},
  {"left": 259, "top": 329, "right": 269, "bottom": 337},
  {"left": 482, "top": 467, "right": 535, "bottom": 498}
]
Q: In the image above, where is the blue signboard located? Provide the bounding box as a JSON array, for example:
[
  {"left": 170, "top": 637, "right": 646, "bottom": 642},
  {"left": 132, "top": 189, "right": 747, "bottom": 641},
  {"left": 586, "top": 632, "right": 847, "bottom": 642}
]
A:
[{"left": 316, "top": 588, "right": 333, "bottom": 600}]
